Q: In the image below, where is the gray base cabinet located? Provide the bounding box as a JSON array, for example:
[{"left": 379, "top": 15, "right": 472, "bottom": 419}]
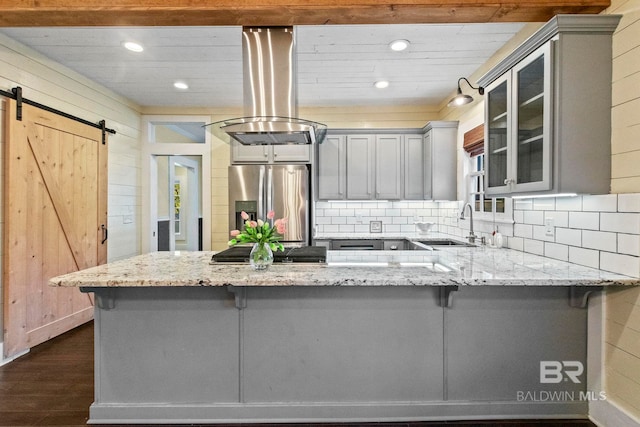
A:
[
  {"left": 85, "top": 285, "right": 590, "bottom": 424},
  {"left": 446, "top": 287, "right": 587, "bottom": 401}
]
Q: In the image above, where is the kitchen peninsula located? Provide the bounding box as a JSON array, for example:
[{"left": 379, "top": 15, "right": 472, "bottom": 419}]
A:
[{"left": 51, "top": 243, "right": 638, "bottom": 425}]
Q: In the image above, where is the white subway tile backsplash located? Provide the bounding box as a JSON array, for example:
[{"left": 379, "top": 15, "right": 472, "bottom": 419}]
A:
[
  {"left": 600, "top": 212, "right": 640, "bottom": 234},
  {"left": 618, "top": 194, "right": 640, "bottom": 213},
  {"left": 556, "top": 196, "right": 582, "bottom": 211},
  {"left": 509, "top": 237, "right": 524, "bottom": 251},
  {"left": 324, "top": 224, "right": 339, "bottom": 233},
  {"left": 385, "top": 224, "right": 401, "bottom": 233},
  {"left": 524, "top": 239, "right": 544, "bottom": 255},
  {"left": 545, "top": 242, "right": 569, "bottom": 261},
  {"left": 514, "top": 223, "right": 533, "bottom": 239},
  {"left": 514, "top": 210, "right": 524, "bottom": 224},
  {"left": 392, "top": 216, "right": 408, "bottom": 224},
  {"left": 556, "top": 228, "right": 582, "bottom": 246},
  {"left": 533, "top": 199, "right": 555, "bottom": 211},
  {"left": 338, "top": 224, "right": 355, "bottom": 233},
  {"left": 545, "top": 211, "right": 569, "bottom": 228},
  {"left": 339, "top": 208, "right": 355, "bottom": 217},
  {"left": 524, "top": 210, "right": 545, "bottom": 225},
  {"left": 354, "top": 225, "right": 369, "bottom": 233},
  {"left": 533, "top": 225, "right": 554, "bottom": 242},
  {"left": 514, "top": 199, "right": 533, "bottom": 210},
  {"left": 569, "top": 212, "right": 600, "bottom": 230},
  {"left": 618, "top": 234, "right": 640, "bottom": 257},
  {"left": 582, "top": 194, "right": 617, "bottom": 212},
  {"left": 582, "top": 230, "right": 617, "bottom": 252},
  {"left": 315, "top": 195, "right": 640, "bottom": 277},
  {"left": 569, "top": 247, "right": 600, "bottom": 269},
  {"left": 600, "top": 252, "right": 640, "bottom": 277}
]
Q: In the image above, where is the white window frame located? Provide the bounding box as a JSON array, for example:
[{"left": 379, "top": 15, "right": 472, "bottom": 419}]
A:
[{"left": 467, "top": 153, "right": 513, "bottom": 224}]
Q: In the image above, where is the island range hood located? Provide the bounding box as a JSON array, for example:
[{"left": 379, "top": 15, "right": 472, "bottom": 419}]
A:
[{"left": 217, "top": 27, "right": 326, "bottom": 146}]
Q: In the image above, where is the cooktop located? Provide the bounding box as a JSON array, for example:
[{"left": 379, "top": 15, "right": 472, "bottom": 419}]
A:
[{"left": 211, "top": 245, "right": 327, "bottom": 264}]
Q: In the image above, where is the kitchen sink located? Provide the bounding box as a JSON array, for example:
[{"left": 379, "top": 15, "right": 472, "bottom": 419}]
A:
[
  {"left": 417, "top": 239, "right": 476, "bottom": 247},
  {"left": 328, "top": 239, "right": 432, "bottom": 251}
]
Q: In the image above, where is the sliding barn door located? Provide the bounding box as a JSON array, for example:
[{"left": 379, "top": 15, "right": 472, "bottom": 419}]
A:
[{"left": 3, "top": 99, "right": 107, "bottom": 358}]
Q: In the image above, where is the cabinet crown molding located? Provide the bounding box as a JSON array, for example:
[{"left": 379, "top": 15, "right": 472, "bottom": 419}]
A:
[{"left": 478, "top": 14, "right": 621, "bottom": 88}]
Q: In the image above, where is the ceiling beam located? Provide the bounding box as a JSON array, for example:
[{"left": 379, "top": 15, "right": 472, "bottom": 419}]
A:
[{"left": 0, "top": 1, "right": 610, "bottom": 27}]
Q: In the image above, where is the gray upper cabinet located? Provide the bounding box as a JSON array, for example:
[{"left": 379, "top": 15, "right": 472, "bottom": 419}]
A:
[
  {"left": 423, "top": 121, "right": 458, "bottom": 200},
  {"left": 231, "top": 140, "right": 311, "bottom": 163},
  {"left": 374, "top": 135, "right": 403, "bottom": 200},
  {"left": 317, "top": 135, "right": 346, "bottom": 200},
  {"left": 317, "top": 125, "right": 458, "bottom": 201},
  {"left": 403, "top": 134, "right": 426, "bottom": 200},
  {"left": 345, "top": 135, "right": 375, "bottom": 199},
  {"left": 479, "top": 14, "right": 621, "bottom": 197}
]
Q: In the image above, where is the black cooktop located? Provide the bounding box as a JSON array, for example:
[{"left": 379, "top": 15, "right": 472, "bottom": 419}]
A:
[{"left": 211, "top": 245, "right": 327, "bottom": 264}]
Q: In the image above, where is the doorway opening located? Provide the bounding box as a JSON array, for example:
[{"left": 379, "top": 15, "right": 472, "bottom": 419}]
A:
[
  {"left": 156, "top": 155, "right": 201, "bottom": 251},
  {"left": 142, "top": 116, "right": 212, "bottom": 252}
]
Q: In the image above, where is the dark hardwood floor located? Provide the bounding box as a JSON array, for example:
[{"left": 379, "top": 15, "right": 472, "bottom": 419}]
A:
[{"left": 0, "top": 322, "right": 596, "bottom": 427}]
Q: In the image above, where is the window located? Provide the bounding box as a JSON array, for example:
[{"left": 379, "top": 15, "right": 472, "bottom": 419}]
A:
[
  {"left": 463, "top": 123, "right": 512, "bottom": 222},
  {"left": 469, "top": 154, "right": 506, "bottom": 215}
]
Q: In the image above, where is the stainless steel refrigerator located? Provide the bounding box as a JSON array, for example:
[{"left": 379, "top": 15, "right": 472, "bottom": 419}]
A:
[{"left": 228, "top": 164, "right": 310, "bottom": 246}]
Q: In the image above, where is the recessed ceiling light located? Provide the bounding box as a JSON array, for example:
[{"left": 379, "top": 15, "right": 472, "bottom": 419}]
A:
[
  {"left": 389, "top": 39, "right": 410, "bottom": 52},
  {"left": 374, "top": 80, "right": 389, "bottom": 89},
  {"left": 122, "top": 41, "right": 144, "bottom": 53},
  {"left": 174, "top": 81, "right": 189, "bottom": 90}
]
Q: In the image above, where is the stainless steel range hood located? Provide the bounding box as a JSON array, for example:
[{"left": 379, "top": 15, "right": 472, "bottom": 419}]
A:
[{"left": 218, "top": 27, "right": 326, "bottom": 145}]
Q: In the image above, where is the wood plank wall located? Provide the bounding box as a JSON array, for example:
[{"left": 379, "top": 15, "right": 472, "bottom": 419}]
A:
[
  {"left": 602, "top": 0, "right": 640, "bottom": 422},
  {"left": 0, "top": 33, "right": 142, "bottom": 356}
]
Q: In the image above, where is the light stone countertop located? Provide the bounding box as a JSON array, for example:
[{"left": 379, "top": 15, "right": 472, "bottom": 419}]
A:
[{"left": 50, "top": 241, "right": 640, "bottom": 288}]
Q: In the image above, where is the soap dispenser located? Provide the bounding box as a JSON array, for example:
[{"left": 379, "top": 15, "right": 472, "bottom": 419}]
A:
[{"left": 493, "top": 226, "right": 503, "bottom": 249}]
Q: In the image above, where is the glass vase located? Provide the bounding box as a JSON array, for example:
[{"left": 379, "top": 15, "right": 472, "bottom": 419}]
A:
[{"left": 250, "top": 242, "right": 273, "bottom": 271}]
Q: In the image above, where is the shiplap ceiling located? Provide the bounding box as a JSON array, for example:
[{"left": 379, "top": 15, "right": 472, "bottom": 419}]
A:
[{"left": 0, "top": 24, "right": 526, "bottom": 108}]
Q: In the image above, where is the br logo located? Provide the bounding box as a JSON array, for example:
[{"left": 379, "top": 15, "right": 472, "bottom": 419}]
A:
[{"left": 540, "top": 361, "right": 584, "bottom": 384}]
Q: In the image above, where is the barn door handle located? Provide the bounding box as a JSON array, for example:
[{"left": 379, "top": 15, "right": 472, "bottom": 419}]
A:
[{"left": 101, "top": 224, "right": 108, "bottom": 244}]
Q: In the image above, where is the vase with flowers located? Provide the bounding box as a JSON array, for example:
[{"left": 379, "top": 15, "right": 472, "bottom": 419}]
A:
[{"left": 228, "top": 210, "right": 287, "bottom": 271}]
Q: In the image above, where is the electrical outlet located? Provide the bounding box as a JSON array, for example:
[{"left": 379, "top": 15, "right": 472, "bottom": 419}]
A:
[
  {"left": 370, "top": 220, "right": 382, "bottom": 233},
  {"left": 545, "top": 218, "right": 554, "bottom": 237}
]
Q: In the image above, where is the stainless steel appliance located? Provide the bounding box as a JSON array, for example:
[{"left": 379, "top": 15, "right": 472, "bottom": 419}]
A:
[
  {"left": 209, "top": 27, "right": 327, "bottom": 146},
  {"left": 228, "top": 164, "right": 310, "bottom": 245}
]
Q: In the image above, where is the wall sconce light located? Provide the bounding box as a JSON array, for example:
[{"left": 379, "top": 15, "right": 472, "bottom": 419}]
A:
[{"left": 447, "top": 77, "right": 485, "bottom": 107}]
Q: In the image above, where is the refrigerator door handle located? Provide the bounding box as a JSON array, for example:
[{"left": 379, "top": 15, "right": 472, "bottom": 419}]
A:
[
  {"left": 258, "top": 166, "right": 265, "bottom": 219},
  {"left": 267, "top": 166, "right": 273, "bottom": 214}
]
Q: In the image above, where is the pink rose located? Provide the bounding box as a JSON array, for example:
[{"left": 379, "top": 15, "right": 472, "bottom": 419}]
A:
[
  {"left": 276, "top": 223, "right": 287, "bottom": 234},
  {"left": 274, "top": 218, "right": 281, "bottom": 227},
  {"left": 241, "top": 211, "right": 249, "bottom": 220},
  {"left": 267, "top": 210, "right": 275, "bottom": 220},
  {"left": 230, "top": 229, "right": 240, "bottom": 237},
  {"left": 249, "top": 221, "right": 258, "bottom": 228}
]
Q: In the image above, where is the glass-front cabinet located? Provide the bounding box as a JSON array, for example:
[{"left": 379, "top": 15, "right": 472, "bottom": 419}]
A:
[{"left": 485, "top": 43, "right": 551, "bottom": 196}]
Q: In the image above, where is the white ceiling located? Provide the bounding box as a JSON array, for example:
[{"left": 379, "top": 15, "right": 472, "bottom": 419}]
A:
[{"left": 0, "top": 24, "right": 526, "bottom": 108}]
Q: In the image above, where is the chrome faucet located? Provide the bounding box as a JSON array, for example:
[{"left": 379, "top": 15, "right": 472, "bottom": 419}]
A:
[{"left": 460, "top": 203, "right": 477, "bottom": 244}]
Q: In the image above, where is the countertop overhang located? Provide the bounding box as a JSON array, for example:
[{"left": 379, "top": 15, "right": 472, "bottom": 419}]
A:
[{"left": 49, "top": 245, "right": 639, "bottom": 288}]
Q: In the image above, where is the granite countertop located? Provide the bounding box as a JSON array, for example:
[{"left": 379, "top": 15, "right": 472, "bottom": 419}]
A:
[{"left": 50, "top": 240, "right": 640, "bottom": 288}]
